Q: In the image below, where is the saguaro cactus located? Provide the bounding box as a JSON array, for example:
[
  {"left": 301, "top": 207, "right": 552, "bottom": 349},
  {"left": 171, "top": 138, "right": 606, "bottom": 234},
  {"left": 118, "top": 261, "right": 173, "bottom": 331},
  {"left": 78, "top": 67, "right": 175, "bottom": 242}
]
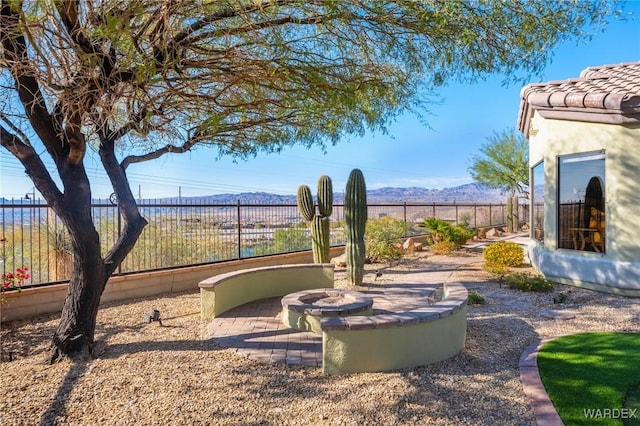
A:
[
  {"left": 344, "top": 169, "right": 367, "bottom": 285},
  {"left": 506, "top": 194, "right": 514, "bottom": 233},
  {"left": 506, "top": 194, "right": 520, "bottom": 233},
  {"left": 296, "top": 175, "right": 333, "bottom": 263},
  {"left": 511, "top": 194, "right": 519, "bottom": 232}
]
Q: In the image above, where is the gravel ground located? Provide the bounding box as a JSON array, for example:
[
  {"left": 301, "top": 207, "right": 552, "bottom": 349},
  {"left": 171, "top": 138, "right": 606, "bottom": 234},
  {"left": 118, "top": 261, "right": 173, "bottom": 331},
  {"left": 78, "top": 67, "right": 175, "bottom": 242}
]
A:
[{"left": 1, "top": 249, "right": 639, "bottom": 425}]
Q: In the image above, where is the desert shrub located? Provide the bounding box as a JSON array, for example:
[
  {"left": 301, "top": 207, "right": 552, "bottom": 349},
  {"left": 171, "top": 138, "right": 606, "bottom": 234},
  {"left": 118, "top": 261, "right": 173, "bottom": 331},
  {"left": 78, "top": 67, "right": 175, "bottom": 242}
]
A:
[
  {"left": 483, "top": 241, "right": 524, "bottom": 273},
  {"left": 365, "top": 217, "right": 408, "bottom": 262},
  {"left": 423, "top": 217, "right": 475, "bottom": 248},
  {"left": 503, "top": 272, "right": 554, "bottom": 292},
  {"left": 254, "top": 228, "right": 310, "bottom": 256},
  {"left": 467, "top": 291, "right": 486, "bottom": 305},
  {"left": 430, "top": 240, "right": 458, "bottom": 255},
  {"left": 459, "top": 212, "right": 472, "bottom": 228}
]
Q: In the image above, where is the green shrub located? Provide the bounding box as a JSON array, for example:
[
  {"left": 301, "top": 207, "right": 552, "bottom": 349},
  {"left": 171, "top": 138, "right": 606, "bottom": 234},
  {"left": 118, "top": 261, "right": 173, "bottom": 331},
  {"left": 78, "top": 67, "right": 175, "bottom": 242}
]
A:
[
  {"left": 503, "top": 272, "right": 554, "bottom": 292},
  {"left": 430, "top": 240, "right": 457, "bottom": 255},
  {"left": 483, "top": 241, "right": 524, "bottom": 273},
  {"left": 423, "top": 217, "right": 475, "bottom": 248},
  {"left": 254, "top": 228, "right": 310, "bottom": 256},
  {"left": 468, "top": 291, "right": 486, "bottom": 305},
  {"left": 365, "top": 217, "right": 407, "bottom": 262}
]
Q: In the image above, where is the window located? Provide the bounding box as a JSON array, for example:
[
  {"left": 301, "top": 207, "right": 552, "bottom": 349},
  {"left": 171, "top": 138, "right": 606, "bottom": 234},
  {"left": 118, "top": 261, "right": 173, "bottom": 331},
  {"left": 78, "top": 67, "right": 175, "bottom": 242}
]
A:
[
  {"left": 557, "top": 151, "right": 605, "bottom": 252},
  {"left": 531, "top": 161, "right": 544, "bottom": 241}
]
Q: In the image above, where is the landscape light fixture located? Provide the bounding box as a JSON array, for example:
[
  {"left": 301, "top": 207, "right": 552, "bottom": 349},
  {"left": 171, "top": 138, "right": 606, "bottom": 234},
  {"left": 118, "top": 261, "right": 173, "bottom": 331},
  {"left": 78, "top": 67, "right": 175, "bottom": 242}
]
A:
[{"left": 145, "top": 309, "right": 162, "bottom": 326}]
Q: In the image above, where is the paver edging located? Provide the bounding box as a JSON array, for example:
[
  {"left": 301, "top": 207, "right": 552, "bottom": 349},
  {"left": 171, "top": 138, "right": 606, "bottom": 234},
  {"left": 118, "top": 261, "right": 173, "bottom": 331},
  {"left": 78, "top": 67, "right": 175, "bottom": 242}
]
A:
[{"left": 519, "top": 336, "right": 571, "bottom": 426}]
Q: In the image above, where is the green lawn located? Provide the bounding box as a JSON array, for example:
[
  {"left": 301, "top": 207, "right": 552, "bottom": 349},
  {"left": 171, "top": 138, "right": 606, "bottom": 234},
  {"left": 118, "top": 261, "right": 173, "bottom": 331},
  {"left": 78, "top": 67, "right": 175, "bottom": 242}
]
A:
[{"left": 537, "top": 332, "right": 640, "bottom": 425}]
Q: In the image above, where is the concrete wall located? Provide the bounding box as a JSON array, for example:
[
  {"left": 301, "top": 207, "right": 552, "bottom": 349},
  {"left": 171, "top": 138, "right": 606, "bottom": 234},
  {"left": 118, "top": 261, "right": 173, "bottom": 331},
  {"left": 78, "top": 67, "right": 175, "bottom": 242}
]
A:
[
  {"left": 1, "top": 247, "right": 344, "bottom": 322},
  {"left": 321, "top": 282, "right": 468, "bottom": 375},
  {"left": 528, "top": 112, "right": 640, "bottom": 293},
  {"left": 199, "top": 264, "right": 335, "bottom": 320}
]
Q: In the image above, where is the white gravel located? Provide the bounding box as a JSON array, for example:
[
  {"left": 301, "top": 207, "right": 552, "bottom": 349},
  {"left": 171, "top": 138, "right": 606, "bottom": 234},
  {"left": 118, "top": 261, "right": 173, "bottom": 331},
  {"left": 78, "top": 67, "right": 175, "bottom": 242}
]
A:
[{"left": 2, "top": 250, "right": 639, "bottom": 425}]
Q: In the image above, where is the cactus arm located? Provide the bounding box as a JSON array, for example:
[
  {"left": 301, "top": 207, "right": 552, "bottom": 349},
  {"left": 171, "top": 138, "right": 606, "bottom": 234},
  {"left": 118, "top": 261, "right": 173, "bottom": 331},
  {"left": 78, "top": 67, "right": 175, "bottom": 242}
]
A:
[
  {"left": 317, "top": 175, "right": 333, "bottom": 217},
  {"left": 297, "top": 185, "right": 315, "bottom": 221}
]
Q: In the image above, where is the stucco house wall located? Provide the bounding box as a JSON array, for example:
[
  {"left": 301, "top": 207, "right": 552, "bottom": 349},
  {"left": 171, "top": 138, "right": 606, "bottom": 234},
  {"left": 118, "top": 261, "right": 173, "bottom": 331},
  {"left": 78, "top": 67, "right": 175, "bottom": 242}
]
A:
[{"left": 519, "top": 62, "right": 640, "bottom": 296}]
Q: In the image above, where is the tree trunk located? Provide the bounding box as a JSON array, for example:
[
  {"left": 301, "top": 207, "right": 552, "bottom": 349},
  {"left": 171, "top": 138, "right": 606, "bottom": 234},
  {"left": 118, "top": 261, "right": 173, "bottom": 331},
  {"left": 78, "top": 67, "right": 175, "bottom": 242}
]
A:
[
  {"left": 50, "top": 251, "right": 108, "bottom": 363},
  {"left": 49, "top": 206, "right": 108, "bottom": 363}
]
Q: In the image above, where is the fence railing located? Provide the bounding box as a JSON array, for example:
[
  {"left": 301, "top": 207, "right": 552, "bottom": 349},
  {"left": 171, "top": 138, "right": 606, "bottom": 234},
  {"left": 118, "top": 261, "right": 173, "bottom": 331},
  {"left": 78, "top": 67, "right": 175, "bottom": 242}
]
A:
[{"left": 1, "top": 199, "right": 531, "bottom": 287}]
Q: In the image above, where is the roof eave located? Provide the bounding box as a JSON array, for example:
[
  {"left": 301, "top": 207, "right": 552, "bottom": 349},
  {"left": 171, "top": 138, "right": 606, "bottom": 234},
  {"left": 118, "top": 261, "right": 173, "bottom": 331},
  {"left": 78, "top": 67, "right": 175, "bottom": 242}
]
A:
[{"left": 534, "top": 108, "right": 640, "bottom": 127}]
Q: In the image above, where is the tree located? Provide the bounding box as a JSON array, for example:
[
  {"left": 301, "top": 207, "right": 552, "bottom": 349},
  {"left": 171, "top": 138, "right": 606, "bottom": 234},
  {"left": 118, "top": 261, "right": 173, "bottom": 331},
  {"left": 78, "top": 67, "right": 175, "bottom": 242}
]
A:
[
  {"left": 0, "top": 0, "right": 620, "bottom": 362},
  {"left": 468, "top": 129, "right": 530, "bottom": 196}
]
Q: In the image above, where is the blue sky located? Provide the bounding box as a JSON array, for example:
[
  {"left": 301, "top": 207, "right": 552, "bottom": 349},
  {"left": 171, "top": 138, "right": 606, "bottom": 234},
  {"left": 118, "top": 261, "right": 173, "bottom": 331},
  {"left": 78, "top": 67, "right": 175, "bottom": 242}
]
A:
[{"left": 1, "top": 4, "right": 639, "bottom": 200}]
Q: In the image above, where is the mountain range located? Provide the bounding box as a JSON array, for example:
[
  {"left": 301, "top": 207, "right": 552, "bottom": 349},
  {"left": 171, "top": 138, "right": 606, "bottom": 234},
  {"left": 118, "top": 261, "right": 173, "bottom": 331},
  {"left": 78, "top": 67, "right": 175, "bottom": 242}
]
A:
[
  {"left": 2, "top": 183, "right": 535, "bottom": 205},
  {"left": 177, "top": 183, "right": 513, "bottom": 204}
]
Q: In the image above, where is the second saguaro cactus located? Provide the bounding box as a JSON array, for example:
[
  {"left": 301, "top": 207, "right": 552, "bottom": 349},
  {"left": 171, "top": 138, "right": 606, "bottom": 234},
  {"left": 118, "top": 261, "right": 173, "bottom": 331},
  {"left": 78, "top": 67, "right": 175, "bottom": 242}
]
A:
[
  {"left": 345, "top": 168, "right": 367, "bottom": 285},
  {"left": 506, "top": 194, "right": 519, "bottom": 233},
  {"left": 297, "top": 175, "right": 333, "bottom": 263}
]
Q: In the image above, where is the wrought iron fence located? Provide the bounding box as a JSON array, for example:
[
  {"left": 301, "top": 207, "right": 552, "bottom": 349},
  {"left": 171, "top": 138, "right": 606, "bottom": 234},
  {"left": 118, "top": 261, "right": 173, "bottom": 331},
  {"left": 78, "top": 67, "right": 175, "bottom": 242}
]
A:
[{"left": 1, "top": 199, "right": 531, "bottom": 287}]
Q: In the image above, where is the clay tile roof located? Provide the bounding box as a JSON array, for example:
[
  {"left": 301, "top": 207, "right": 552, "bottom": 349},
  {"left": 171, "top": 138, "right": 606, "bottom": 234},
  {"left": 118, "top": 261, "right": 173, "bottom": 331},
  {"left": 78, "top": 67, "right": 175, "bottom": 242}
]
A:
[{"left": 517, "top": 61, "right": 640, "bottom": 137}]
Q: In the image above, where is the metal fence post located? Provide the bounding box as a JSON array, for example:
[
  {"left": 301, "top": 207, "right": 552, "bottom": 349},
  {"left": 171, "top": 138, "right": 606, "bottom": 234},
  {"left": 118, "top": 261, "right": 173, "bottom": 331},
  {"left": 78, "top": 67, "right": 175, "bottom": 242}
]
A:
[
  {"left": 489, "top": 204, "right": 492, "bottom": 226},
  {"left": 117, "top": 201, "right": 122, "bottom": 275},
  {"left": 455, "top": 202, "right": 458, "bottom": 225},
  {"left": 474, "top": 204, "right": 477, "bottom": 229},
  {"left": 403, "top": 202, "right": 407, "bottom": 237},
  {"left": 237, "top": 199, "right": 241, "bottom": 259}
]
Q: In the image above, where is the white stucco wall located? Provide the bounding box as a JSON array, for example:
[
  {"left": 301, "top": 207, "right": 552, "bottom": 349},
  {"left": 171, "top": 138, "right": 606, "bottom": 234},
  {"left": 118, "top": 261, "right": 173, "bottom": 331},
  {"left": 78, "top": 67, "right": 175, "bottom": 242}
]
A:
[{"left": 528, "top": 113, "right": 640, "bottom": 295}]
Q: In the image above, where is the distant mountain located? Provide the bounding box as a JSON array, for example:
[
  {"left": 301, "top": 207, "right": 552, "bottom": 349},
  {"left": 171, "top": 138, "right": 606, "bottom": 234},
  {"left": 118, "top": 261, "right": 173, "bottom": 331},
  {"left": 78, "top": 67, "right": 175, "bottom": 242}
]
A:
[
  {"left": 177, "top": 192, "right": 298, "bottom": 205},
  {"left": 2, "top": 183, "right": 530, "bottom": 206},
  {"left": 174, "top": 183, "right": 511, "bottom": 204},
  {"left": 365, "top": 183, "right": 507, "bottom": 203}
]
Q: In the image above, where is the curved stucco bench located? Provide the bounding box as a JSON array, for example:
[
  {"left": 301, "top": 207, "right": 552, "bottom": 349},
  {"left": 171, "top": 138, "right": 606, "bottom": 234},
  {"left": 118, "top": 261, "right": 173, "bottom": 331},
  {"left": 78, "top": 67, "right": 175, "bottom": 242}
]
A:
[
  {"left": 199, "top": 264, "right": 334, "bottom": 320},
  {"left": 320, "top": 282, "right": 468, "bottom": 375}
]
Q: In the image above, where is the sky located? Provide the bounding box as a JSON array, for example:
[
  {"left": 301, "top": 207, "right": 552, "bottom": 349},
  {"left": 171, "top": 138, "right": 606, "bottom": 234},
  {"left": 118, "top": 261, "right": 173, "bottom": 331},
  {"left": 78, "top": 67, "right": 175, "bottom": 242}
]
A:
[{"left": 1, "top": 3, "right": 640, "bottom": 201}]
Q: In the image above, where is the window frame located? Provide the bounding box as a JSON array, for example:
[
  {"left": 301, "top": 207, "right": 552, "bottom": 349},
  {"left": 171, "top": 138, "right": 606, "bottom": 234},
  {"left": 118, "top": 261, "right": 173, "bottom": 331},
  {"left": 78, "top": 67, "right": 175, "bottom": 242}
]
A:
[{"left": 556, "top": 150, "right": 606, "bottom": 253}]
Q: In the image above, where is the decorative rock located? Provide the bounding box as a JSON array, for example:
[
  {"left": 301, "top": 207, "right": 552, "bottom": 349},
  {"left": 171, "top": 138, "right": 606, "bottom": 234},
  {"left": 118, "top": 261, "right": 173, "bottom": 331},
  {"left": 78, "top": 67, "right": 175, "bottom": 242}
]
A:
[
  {"left": 485, "top": 228, "right": 501, "bottom": 238},
  {"left": 402, "top": 238, "right": 415, "bottom": 253},
  {"left": 330, "top": 254, "right": 347, "bottom": 267}
]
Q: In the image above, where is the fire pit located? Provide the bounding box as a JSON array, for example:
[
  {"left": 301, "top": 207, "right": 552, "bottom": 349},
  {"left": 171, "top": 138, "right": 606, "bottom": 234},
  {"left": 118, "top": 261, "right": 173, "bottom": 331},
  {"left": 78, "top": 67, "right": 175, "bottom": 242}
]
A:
[{"left": 281, "top": 288, "right": 373, "bottom": 333}]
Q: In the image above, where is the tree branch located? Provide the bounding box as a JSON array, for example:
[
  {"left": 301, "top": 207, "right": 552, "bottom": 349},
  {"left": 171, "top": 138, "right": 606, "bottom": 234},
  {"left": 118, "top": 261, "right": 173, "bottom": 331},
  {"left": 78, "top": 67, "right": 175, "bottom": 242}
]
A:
[
  {"left": 172, "top": 0, "right": 290, "bottom": 44},
  {"left": 120, "top": 137, "right": 201, "bottom": 169},
  {"left": 55, "top": 1, "right": 101, "bottom": 56},
  {"left": 98, "top": 136, "right": 147, "bottom": 274},
  {"left": 0, "top": 124, "right": 64, "bottom": 204}
]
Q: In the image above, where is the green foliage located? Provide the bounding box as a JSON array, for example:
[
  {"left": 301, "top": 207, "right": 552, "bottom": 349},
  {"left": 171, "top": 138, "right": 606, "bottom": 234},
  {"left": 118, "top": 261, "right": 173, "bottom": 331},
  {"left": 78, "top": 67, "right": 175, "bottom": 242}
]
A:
[
  {"left": 503, "top": 272, "right": 554, "bottom": 292},
  {"left": 365, "top": 217, "right": 407, "bottom": 262},
  {"left": 345, "top": 169, "right": 367, "bottom": 285},
  {"left": 483, "top": 241, "right": 524, "bottom": 273},
  {"left": 468, "top": 129, "right": 529, "bottom": 196},
  {"left": 423, "top": 217, "right": 475, "bottom": 248},
  {"left": 467, "top": 291, "right": 486, "bottom": 305},
  {"left": 254, "top": 228, "right": 310, "bottom": 256}
]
